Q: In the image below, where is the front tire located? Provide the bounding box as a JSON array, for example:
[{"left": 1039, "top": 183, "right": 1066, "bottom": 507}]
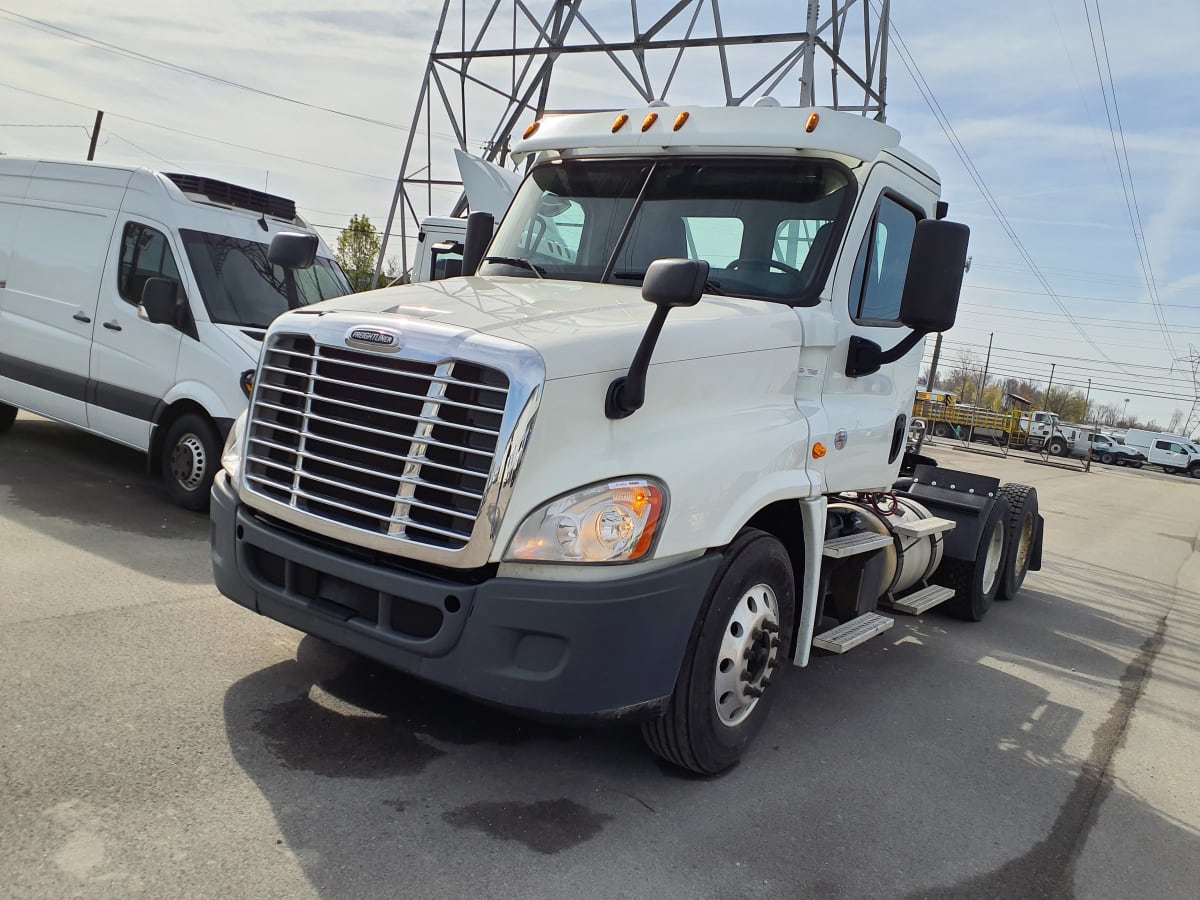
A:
[
  {"left": 641, "top": 529, "right": 795, "bottom": 775},
  {"left": 936, "top": 498, "right": 1009, "bottom": 621},
  {"left": 1047, "top": 439, "right": 1067, "bottom": 456},
  {"left": 0, "top": 402, "right": 16, "bottom": 434},
  {"left": 1099, "top": 451, "right": 1115, "bottom": 465},
  {"left": 161, "top": 413, "right": 220, "bottom": 511}
]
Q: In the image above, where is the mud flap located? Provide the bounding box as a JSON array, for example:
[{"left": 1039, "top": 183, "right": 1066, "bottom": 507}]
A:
[{"left": 896, "top": 464, "right": 1002, "bottom": 563}]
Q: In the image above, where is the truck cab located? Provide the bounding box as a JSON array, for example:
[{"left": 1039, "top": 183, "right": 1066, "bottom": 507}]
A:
[{"left": 212, "top": 104, "right": 1040, "bottom": 773}]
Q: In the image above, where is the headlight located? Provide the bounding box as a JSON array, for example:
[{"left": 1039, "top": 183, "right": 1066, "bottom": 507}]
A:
[
  {"left": 221, "top": 410, "right": 248, "bottom": 483},
  {"left": 505, "top": 478, "right": 667, "bottom": 563}
]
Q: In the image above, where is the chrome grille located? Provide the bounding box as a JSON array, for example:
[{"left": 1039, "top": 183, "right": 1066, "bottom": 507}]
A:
[{"left": 244, "top": 334, "right": 509, "bottom": 550}]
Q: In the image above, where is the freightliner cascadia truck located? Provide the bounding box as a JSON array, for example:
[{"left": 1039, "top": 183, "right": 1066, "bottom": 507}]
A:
[{"left": 211, "top": 103, "right": 1044, "bottom": 774}]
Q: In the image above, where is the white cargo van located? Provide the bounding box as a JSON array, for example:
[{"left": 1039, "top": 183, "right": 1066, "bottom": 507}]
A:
[
  {"left": 1122, "top": 428, "right": 1200, "bottom": 476},
  {"left": 0, "top": 159, "right": 351, "bottom": 508}
]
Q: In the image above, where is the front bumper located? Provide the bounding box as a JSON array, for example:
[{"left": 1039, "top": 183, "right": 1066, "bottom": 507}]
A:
[{"left": 211, "top": 472, "right": 721, "bottom": 721}]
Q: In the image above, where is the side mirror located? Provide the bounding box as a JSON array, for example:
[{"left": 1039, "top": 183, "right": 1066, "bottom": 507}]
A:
[
  {"left": 606, "top": 258, "right": 709, "bottom": 419},
  {"left": 139, "top": 277, "right": 180, "bottom": 326},
  {"left": 460, "top": 211, "right": 495, "bottom": 276},
  {"left": 845, "top": 218, "right": 970, "bottom": 379},
  {"left": 898, "top": 219, "right": 971, "bottom": 333},
  {"left": 267, "top": 232, "right": 319, "bottom": 270}
]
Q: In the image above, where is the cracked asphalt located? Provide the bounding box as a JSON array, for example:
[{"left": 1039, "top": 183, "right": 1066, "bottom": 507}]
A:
[{"left": 2, "top": 415, "right": 1198, "bottom": 898}]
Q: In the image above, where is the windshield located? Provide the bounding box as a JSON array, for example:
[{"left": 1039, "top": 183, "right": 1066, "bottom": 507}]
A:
[
  {"left": 180, "top": 229, "right": 353, "bottom": 328},
  {"left": 480, "top": 157, "right": 853, "bottom": 304}
]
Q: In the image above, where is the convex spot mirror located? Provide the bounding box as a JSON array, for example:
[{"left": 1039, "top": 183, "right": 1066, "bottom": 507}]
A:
[
  {"left": 641, "top": 257, "right": 710, "bottom": 308},
  {"left": 139, "top": 276, "right": 182, "bottom": 326},
  {"left": 898, "top": 219, "right": 971, "bottom": 334},
  {"left": 268, "top": 232, "right": 319, "bottom": 270}
]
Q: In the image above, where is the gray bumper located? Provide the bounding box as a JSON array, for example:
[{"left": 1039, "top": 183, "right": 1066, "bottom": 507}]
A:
[{"left": 211, "top": 472, "right": 721, "bottom": 721}]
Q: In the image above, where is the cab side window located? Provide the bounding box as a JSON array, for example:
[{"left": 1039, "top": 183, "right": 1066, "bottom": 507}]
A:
[
  {"left": 118, "top": 222, "right": 182, "bottom": 305},
  {"left": 849, "top": 195, "right": 920, "bottom": 324}
]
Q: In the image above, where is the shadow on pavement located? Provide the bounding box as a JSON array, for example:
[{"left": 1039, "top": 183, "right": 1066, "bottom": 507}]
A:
[{"left": 222, "top": 567, "right": 1200, "bottom": 897}]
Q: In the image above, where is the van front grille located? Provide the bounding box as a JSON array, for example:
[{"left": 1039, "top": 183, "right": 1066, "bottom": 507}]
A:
[{"left": 243, "top": 334, "right": 509, "bottom": 551}]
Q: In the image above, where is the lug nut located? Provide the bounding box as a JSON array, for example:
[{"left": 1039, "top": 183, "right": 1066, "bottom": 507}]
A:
[{"left": 744, "top": 685, "right": 763, "bottom": 698}]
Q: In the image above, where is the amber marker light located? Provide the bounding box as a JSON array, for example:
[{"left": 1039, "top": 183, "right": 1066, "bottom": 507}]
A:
[
  {"left": 641, "top": 112, "right": 659, "bottom": 132},
  {"left": 612, "top": 113, "right": 629, "bottom": 133},
  {"left": 812, "top": 443, "right": 827, "bottom": 459},
  {"left": 522, "top": 120, "right": 541, "bottom": 139},
  {"left": 672, "top": 111, "right": 690, "bottom": 131},
  {"left": 805, "top": 112, "right": 820, "bottom": 133}
]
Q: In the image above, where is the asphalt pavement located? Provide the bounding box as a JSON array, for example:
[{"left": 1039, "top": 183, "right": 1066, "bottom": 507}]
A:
[{"left": 2, "top": 413, "right": 1198, "bottom": 898}]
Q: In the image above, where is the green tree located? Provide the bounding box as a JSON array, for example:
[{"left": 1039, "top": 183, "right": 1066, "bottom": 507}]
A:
[{"left": 336, "top": 214, "right": 382, "bottom": 291}]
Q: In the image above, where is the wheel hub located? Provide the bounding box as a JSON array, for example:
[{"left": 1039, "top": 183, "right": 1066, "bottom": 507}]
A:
[
  {"left": 713, "top": 583, "right": 782, "bottom": 728},
  {"left": 171, "top": 433, "right": 208, "bottom": 493}
]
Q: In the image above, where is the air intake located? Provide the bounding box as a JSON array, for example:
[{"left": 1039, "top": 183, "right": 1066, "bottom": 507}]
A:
[{"left": 164, "top": 173, "right": 297, "bottom": 221}]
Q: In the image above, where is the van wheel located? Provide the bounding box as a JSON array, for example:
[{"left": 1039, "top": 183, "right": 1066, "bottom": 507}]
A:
[
  {"left": 641, "top": 529, "right": 795, "bottom": 775},
  {"left": 0, "top": 402, "right": 16, "bottom": 434},
  {"left": 936, "top": 498, "right": 1009, "bottom": 621},
  {"left": 996, "top": 484, "right": 1038, "bottom": 600},
  {"left": 161, "top": 413, "right": 220, "bottom": 511}
]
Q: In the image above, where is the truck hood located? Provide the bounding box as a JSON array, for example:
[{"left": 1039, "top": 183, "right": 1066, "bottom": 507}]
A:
[{"left": 298, "top": 275, "right": 804, "bottom": 380}]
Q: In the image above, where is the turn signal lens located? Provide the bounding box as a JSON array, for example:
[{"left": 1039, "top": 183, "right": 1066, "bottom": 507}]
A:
[
  {"left": 612, "top": 113, "right": 629, "bottom": 133},
  {"left": 812, "top": 442, "right": 827, "bottom": 459},
  {"left": 522, "top": 120, "right": 541, "bottom": 139},
  {"left": 805, "top": 112, "right": 820, "bottom": 133},
  {"left": 672, "top": 111, "right": 690, "bottom": 131},
  {"left": 641, "top": 112, "right": 659, "bottom": 132}
]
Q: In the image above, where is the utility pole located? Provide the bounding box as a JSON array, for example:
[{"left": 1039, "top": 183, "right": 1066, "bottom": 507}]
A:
[
  {"left": 87, "top": 110, "right": 103, "bottom": 161},
  {"left": 968, "top": 333, "right": 993, "bottom": 442},
  {"left": 926, "top": 333, "right": 944, "bottom": 393},
  {"left": 1044, "top": 363, "right": 1056, "bottom": 410}
]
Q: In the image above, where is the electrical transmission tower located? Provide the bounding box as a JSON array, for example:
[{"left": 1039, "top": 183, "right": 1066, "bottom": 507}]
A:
[
  {"left": 1175, "top": 345, "right": 1200, "bottom": 436},
  {"left": 376, "top": 0, "right": 891, "bottom": 280}
]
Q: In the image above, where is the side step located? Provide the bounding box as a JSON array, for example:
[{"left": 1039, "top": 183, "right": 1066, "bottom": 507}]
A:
[
  {"left": 812, "top": 612, "right": 894, "bottom": 654},
  {"left": 892, "top": 516, "right": 957, "bottom": 538},
  {"left": 891, "top": 584, "right": 955, "bottom": 615},
  {"left": 823, "top": 532, "right": 893, "bottom": 558}
]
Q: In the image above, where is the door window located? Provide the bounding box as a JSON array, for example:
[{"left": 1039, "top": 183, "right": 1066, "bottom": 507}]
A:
[
  {"left": 849, "top": 195, "right": 920, "bottom": 324},
  {"left": 118, "top": 222, "right": 182, "bottom": 305}
]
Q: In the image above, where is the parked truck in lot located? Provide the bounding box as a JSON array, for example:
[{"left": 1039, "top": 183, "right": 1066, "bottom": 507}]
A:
[
  {"left": 1122, "top": 429, "right": 1200, "bottom": 476},
  {"left": 211, "top": 104, "right": 1045, "bottom": 773}
]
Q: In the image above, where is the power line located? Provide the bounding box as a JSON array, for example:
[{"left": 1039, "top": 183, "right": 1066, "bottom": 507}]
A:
[
  {"left": 1081, "top": 0, "right": 1174, "bottom": 356},
  {"left": 885, "top": 7, "right": 1130, "bottom": 371},
  {"left": 0, "top": 7, "right": 419, "bottom": 133}
]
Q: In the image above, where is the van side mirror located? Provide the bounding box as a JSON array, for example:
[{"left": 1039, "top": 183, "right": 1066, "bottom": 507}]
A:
[
  {"left": 606, "top": 258, "right": 708, "bottom": 419},
  {"left": 845, "top": 218, "right": 970, "bottom": 378},
  {"left": 139, "top": 277, "right": 181, "bottom": 326},
  {"left": 268, "top": 232, "right": 319, "bottom": 270},
  {"left": 898, "top": 219, "right": 971, "bottom": 333}
]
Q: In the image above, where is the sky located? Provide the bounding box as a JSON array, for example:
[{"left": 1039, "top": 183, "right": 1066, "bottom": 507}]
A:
[{"left": 1, "top": 0, "right": 1199, "bottom": 428}]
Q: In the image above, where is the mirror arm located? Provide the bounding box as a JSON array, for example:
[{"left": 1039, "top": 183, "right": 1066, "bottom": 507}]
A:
[
  {"left": 845, "top": 331, "right": 929, "bottom": 378},
  {"left": 283, "top": 271, "right": 301, "bottom": 310},
  {"left": 606, "top": 304, "right": 672, "bottom": 419}
]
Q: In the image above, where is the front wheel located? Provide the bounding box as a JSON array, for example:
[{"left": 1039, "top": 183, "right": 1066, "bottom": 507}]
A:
[
  {"left": 0, "top": 402, "right": 16, "bottom": 434},
  {"left": 1047, "top": 439, "right": 1067, "bottom": 456},
  {"left": 161, "top": 413, "right": 221, "bottom": 511},
  {"left": 1099, "top": 452, "right": 1115, "bottom": 465},
  {"left": 641, "top": 529, "right": 795, "bottom": 775},
  {"left": 1190, "top": 466, "right": 1200, "bottom": 480}
]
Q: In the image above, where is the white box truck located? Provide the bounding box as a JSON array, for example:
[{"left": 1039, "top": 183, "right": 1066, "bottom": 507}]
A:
[
  {"left": 0, "top": 160, "right": 352, "bottom": 507},
  {"left": 212, "top": 104, "right": 1045, "bottom": 773}
]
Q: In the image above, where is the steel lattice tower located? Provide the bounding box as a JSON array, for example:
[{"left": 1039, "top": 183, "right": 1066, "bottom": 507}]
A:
[{"left": 376, "top": 0, "right": 891, "bottom": 279}]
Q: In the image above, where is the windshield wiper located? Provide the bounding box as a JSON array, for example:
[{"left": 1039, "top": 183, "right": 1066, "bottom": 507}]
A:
[
  {"left": 482, "top": 256, "right": 545, "bottom": 278},
  {"left": 614, "top": 271, "right": 727, "bottom": 296}
]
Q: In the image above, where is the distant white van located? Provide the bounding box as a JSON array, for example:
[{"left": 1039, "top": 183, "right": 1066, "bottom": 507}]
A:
[{"left": 0, "top": 159, "right": 352, "bottom": 508}]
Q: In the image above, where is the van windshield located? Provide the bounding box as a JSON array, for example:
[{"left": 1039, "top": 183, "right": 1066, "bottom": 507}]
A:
[
  {"left": 180, "top": 229, "right": 353, "bottom": 328},
  {"left": 479, "top": 157, "right": 853, "bottom": 304}
]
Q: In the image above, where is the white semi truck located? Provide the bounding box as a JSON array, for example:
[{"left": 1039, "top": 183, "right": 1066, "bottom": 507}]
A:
[{"left": 211, "top": 104, "right": 1044, "bottom": 773}]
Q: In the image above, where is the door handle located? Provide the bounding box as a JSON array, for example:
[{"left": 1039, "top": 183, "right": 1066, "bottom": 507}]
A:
[
  {"left": 73, "top": 312, "right": 92, "bottom": 323},
  {"left": 103, "top": 320, "right": 122, "bottom": 332}
]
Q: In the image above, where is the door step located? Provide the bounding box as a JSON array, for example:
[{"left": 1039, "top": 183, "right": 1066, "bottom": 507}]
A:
[
  {"left": 892, "top": 516, "right": 957, "bottom": 538},
  {"left": 891, "top": 584, "right": 955, "bottom": 615},
  {"left": 812, "top": 612, "right": 894, "bottom": 653},
  {"left": 822, "top": 532, "right": 893, "bottom": 558}
]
